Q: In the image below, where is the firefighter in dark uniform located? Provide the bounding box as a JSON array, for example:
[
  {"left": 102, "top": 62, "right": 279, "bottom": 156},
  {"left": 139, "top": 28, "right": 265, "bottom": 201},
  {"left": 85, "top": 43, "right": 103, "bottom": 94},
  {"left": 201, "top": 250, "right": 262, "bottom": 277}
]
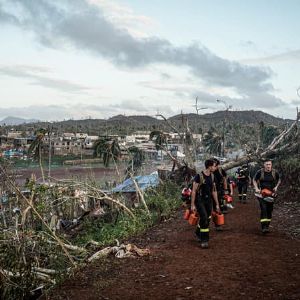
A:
[
  {"left": 253, "top": 159, "right": 281, "bottom": 233},
  {"left": 191, "top": 159, "right": 219, "bottom": 248},
  {"left": 213, "top": 158, "right": 228, "bottom": 214},
  {"left": 236, "top": 164, "right": 250, "bottom": 203}
]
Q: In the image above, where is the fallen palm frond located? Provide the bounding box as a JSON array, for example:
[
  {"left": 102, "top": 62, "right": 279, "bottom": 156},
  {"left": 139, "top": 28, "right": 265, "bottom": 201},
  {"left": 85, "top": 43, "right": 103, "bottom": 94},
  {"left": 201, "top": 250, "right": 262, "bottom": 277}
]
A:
[
  {"left": 49, "top": 177, "right": 135, "bottom": 218},
  {"left": 88, "top": 243, "right": 150, "bottom": 262},
  {"left": 0, "top": 157, "right": 179, "bottom": 298}
]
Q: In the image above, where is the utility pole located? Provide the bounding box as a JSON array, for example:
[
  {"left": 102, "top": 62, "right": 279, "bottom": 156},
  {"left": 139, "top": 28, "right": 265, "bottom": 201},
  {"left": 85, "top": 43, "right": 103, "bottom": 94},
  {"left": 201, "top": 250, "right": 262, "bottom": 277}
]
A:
[
  {"left": 194, "top": 96, "right": 208, "bottom": 115},
  {"left": 216, "top": 99, "right": 232, "bottom": 157},
  {"left": 48, "top": 125, "right": 53, "bottom": 181}
]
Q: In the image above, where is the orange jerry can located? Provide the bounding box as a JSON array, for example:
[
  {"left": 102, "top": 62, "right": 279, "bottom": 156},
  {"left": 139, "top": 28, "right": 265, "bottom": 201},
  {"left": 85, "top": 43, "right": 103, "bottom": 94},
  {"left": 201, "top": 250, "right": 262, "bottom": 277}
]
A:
[
  {"left": 188, "top": 212, "right": 199, "bottom": 225},
  {"left": 212, "top": 211, "right": 224, "bottom": 226},
  {"left": 261, "top": 188, "right": 273, "bottom": 197},
  {"left": 183, "top": 209, "right": 191, "bottom": 220},
  {"left": 224, "top": 194, "right": 233, "bottom": 203}
]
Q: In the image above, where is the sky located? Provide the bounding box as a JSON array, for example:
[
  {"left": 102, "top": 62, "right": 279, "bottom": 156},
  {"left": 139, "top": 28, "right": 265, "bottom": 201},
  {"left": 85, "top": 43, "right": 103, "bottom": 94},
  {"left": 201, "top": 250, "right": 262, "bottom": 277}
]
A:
[{"left": 0, "top": 0, "right": 299, "bottom": 121}]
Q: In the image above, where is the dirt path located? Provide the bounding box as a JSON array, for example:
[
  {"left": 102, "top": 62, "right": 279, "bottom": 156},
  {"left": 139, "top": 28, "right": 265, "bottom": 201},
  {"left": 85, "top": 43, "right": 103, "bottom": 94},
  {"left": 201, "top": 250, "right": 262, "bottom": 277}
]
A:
[{"left": 50, "top": 196, "right": 300, "bottom": 300}]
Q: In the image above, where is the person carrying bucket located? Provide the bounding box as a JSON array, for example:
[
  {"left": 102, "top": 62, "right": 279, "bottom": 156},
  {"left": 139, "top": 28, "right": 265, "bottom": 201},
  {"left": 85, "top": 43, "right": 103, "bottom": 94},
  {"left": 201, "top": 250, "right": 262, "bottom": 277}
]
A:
[
  {"left": 253, "top": 159, "right": 281, "bottom": 234},
  {"left": 191, "top": 159, "right": 220, "bottom": 249},
  {"left": 213, "top": 158, "right": 228, "bottom": 230}
]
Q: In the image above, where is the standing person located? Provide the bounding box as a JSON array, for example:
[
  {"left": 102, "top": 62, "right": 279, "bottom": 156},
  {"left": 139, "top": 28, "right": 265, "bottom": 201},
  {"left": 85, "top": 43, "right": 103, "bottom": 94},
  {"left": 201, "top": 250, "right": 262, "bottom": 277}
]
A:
[
  {"left": 236, "top": 164, "right": 250, "bottom": 203},
  {"left": 213, "top": 158, "right": 228, "bottom": 215},
  {"left": 253, "top": 159, "right": 281, "bottom": 233},
  {"left": 225, "top": 176, "right": 234, "bottom": 209},
  {"left": 191, "top": 159, "right": 220, "bottom": 248}
]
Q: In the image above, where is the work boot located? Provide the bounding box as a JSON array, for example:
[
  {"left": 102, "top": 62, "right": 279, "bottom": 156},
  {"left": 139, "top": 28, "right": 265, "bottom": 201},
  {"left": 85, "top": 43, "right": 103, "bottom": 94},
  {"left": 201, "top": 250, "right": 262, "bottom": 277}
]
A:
[
  {"left": 262, "top": 227, "right": 270, "bottom": 234},
  {"left": 215, "top": 226, "right": 222, "bottom": 231},
  {"left": 195, "top": 228, "right": 201, "bottom": 240},
  {"left": 200, "top": 242, "right": 209, "bottom": 249},
  {"left": 221, "top": 206, "right": 228, "bottom": 214}
]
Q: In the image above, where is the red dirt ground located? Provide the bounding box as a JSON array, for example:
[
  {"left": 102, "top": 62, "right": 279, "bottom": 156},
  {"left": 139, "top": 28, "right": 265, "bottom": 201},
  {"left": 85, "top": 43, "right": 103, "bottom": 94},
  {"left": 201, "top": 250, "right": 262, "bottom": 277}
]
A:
[{"left": 48, "top": 196, "right": 300, "bottom": 300}]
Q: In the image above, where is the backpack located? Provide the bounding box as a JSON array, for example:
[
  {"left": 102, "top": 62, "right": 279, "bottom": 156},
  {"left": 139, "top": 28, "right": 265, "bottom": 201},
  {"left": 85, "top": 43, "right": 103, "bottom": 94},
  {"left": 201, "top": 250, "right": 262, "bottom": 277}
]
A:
[
  {"left": 259, "top": 168, "right": 276, "bottom": 182},
  {"left": 196, "top": 172, "right": 215, "bottom": 195},
  {"left": 217, "top": 167, "right": 227, "bottom": 190}
]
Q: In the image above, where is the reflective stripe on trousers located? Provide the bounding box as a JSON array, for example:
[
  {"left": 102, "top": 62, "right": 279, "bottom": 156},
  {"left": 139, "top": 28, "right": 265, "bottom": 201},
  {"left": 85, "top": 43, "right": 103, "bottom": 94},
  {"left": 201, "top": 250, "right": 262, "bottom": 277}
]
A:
[{"left": 260, "top": 218, "right": 271, "bottom": 222}]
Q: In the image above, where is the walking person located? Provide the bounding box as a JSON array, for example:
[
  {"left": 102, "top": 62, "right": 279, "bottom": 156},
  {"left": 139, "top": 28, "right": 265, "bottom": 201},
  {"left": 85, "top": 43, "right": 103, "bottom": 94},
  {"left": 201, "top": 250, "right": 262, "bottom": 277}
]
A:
[
  {"left": 191, "top": 159, "right": 220, "bottom": 248},
  {"left": 225, "top": 175, "right": 234, "bottom": 209},
  {"left": 236, "top": 164, "right": 250, "bottom": 203},
  {"left": 213, "top": 158, "right": 228, "bottom": 214},
  {"left": 253, "top": 159, "right": 281, "bottom": 233}
]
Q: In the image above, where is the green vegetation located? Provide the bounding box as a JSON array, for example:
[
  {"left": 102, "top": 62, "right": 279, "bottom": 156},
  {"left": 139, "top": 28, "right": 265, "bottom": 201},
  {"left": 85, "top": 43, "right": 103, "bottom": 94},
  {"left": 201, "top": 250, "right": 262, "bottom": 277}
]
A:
[
  {"left": 275, "top": 155, "right": 300, "bottom": 199},
  {"left": 0, "top": 177, "right": 181, "bottom": 299},
  {"left": 74, "top": 181, "right": 181, "bottom": 246}
]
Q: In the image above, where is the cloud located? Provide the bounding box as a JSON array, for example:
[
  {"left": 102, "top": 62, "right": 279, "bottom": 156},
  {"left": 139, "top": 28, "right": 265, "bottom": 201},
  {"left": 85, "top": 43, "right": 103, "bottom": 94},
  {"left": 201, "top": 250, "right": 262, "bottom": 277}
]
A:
[
  {"left": 139, "top": 78, "right": 285, "bottom": 110},
  {"left": 0, "top": 65, "right": 92, "bottom": 93},
  {"left": 87, "top": 0, "right": 156, "bottom": 38},
  {"left": 290, "top": 99, "right": 300, "bottom": 105},
  {"left": 139, "top": 80, "right": 198, "bottom": 93},
  {"left": 241, "top": 49, "right": 300, "bottom": 64},
  {"left": 240, "top": 40, "right": 256, "bottom": 48},
  {"left": 0, "top": 0, "right": 274, "bottom": 96}
]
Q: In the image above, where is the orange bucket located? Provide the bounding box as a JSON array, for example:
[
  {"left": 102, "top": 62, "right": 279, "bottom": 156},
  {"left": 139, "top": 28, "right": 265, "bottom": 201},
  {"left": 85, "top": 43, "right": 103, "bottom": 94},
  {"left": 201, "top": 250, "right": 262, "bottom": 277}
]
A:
[
  {"left": 188, "top": 212, "right": 199, "bottom": 225},
  {"left": 212, "top": 211, "right": 224, "bottom": 226},
  {"left": 183, "top": 209, "right": 191, "bottom": 220}
]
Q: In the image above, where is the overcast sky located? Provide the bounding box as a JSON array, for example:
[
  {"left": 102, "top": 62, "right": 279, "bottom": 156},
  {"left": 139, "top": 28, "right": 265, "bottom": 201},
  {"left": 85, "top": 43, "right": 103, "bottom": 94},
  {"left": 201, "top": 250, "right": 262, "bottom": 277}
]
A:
[{"left": 0, "top": 0, "right": 299, "bottom": 121}]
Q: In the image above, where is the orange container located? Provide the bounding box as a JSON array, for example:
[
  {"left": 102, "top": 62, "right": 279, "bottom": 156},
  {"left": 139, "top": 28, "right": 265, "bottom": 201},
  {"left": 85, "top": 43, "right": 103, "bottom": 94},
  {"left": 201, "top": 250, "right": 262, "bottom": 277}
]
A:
[
  {"left": 224, "top": 195, "right": 233, "bottom": 203},
  {"left": 183, "top": 209, "right": 191, "bottom": 220},
  {"left": 261, "top": 189, "right": 273, "bottom": 197},
  {"left": 188, "top": 212, "right": 199, "bottom": 225},
  {"left": 212, "top": 211, "right": 224, "bottom": 226}
]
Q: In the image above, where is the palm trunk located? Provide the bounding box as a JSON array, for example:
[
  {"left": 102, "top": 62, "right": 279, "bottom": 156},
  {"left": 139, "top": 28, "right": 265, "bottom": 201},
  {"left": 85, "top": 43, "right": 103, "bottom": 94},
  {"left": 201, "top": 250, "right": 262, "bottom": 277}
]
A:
[{"left": 39, "top": 144, "right": 45, "bottom": 183}]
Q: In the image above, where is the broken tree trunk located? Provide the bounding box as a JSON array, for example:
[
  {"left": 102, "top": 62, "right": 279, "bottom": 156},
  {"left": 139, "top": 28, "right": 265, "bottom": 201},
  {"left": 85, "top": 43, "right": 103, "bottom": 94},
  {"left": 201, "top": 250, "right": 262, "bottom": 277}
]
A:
[{"left": 222, "top": 113, "right": 299, "bottom": 171}]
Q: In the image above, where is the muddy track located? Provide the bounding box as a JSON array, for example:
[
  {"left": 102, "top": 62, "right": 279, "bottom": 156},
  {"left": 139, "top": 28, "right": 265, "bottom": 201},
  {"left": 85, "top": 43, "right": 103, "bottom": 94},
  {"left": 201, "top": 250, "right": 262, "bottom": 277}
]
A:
[{"left": 49, "top": 196, "right": 300, "bottom": 300}]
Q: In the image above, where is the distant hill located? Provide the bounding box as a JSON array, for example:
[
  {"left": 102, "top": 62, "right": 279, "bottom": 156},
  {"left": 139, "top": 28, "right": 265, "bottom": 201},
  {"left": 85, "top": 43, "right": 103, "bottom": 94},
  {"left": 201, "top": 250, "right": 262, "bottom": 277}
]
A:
[
  {"left": 10, "top": 110, "right": 292, "bottom": 136},
  {"left": 0, "top": 116, "right": 39, "bottom": 126},
  {"left": 169, "top": 110, "right": 290, "bottom": 127}
]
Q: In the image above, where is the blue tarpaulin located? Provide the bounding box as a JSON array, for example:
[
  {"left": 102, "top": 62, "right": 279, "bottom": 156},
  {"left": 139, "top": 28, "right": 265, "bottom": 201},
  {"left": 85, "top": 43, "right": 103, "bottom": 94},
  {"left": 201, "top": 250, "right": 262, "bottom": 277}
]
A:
[{"left": 112, "top": 172, "right": 159, "bottom": 193}]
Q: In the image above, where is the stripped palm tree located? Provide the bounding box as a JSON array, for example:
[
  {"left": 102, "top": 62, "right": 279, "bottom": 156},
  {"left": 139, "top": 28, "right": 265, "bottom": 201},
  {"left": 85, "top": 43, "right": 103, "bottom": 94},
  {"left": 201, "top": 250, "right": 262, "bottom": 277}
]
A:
[
  {"left": 150, "top": 130, "right": 169, "bottom": 162},
  {"left": 202, "top": 130, "right": 222, "bottom": 156},
  {"left": 149, "top": 130, "right": 168, "bottom": 150},
  {"left": 93, "top": 138, "right": 121, "bottom": 167},
  {"left": 125, "top": 146, "right": 145, "bottom": 178},
  {"left": 28, "top": 128, "right": 47, "bottom": 182}
]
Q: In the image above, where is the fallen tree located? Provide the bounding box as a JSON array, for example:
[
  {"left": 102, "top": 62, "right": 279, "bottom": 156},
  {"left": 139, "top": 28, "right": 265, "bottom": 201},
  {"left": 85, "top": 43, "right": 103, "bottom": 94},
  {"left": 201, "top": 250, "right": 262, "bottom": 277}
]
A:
[
  {"left": 222, "top": 110, "right": 299, "bottom": 170},
  {"left": 154, "top": 110, "right": 299, "bottom": 175}
]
